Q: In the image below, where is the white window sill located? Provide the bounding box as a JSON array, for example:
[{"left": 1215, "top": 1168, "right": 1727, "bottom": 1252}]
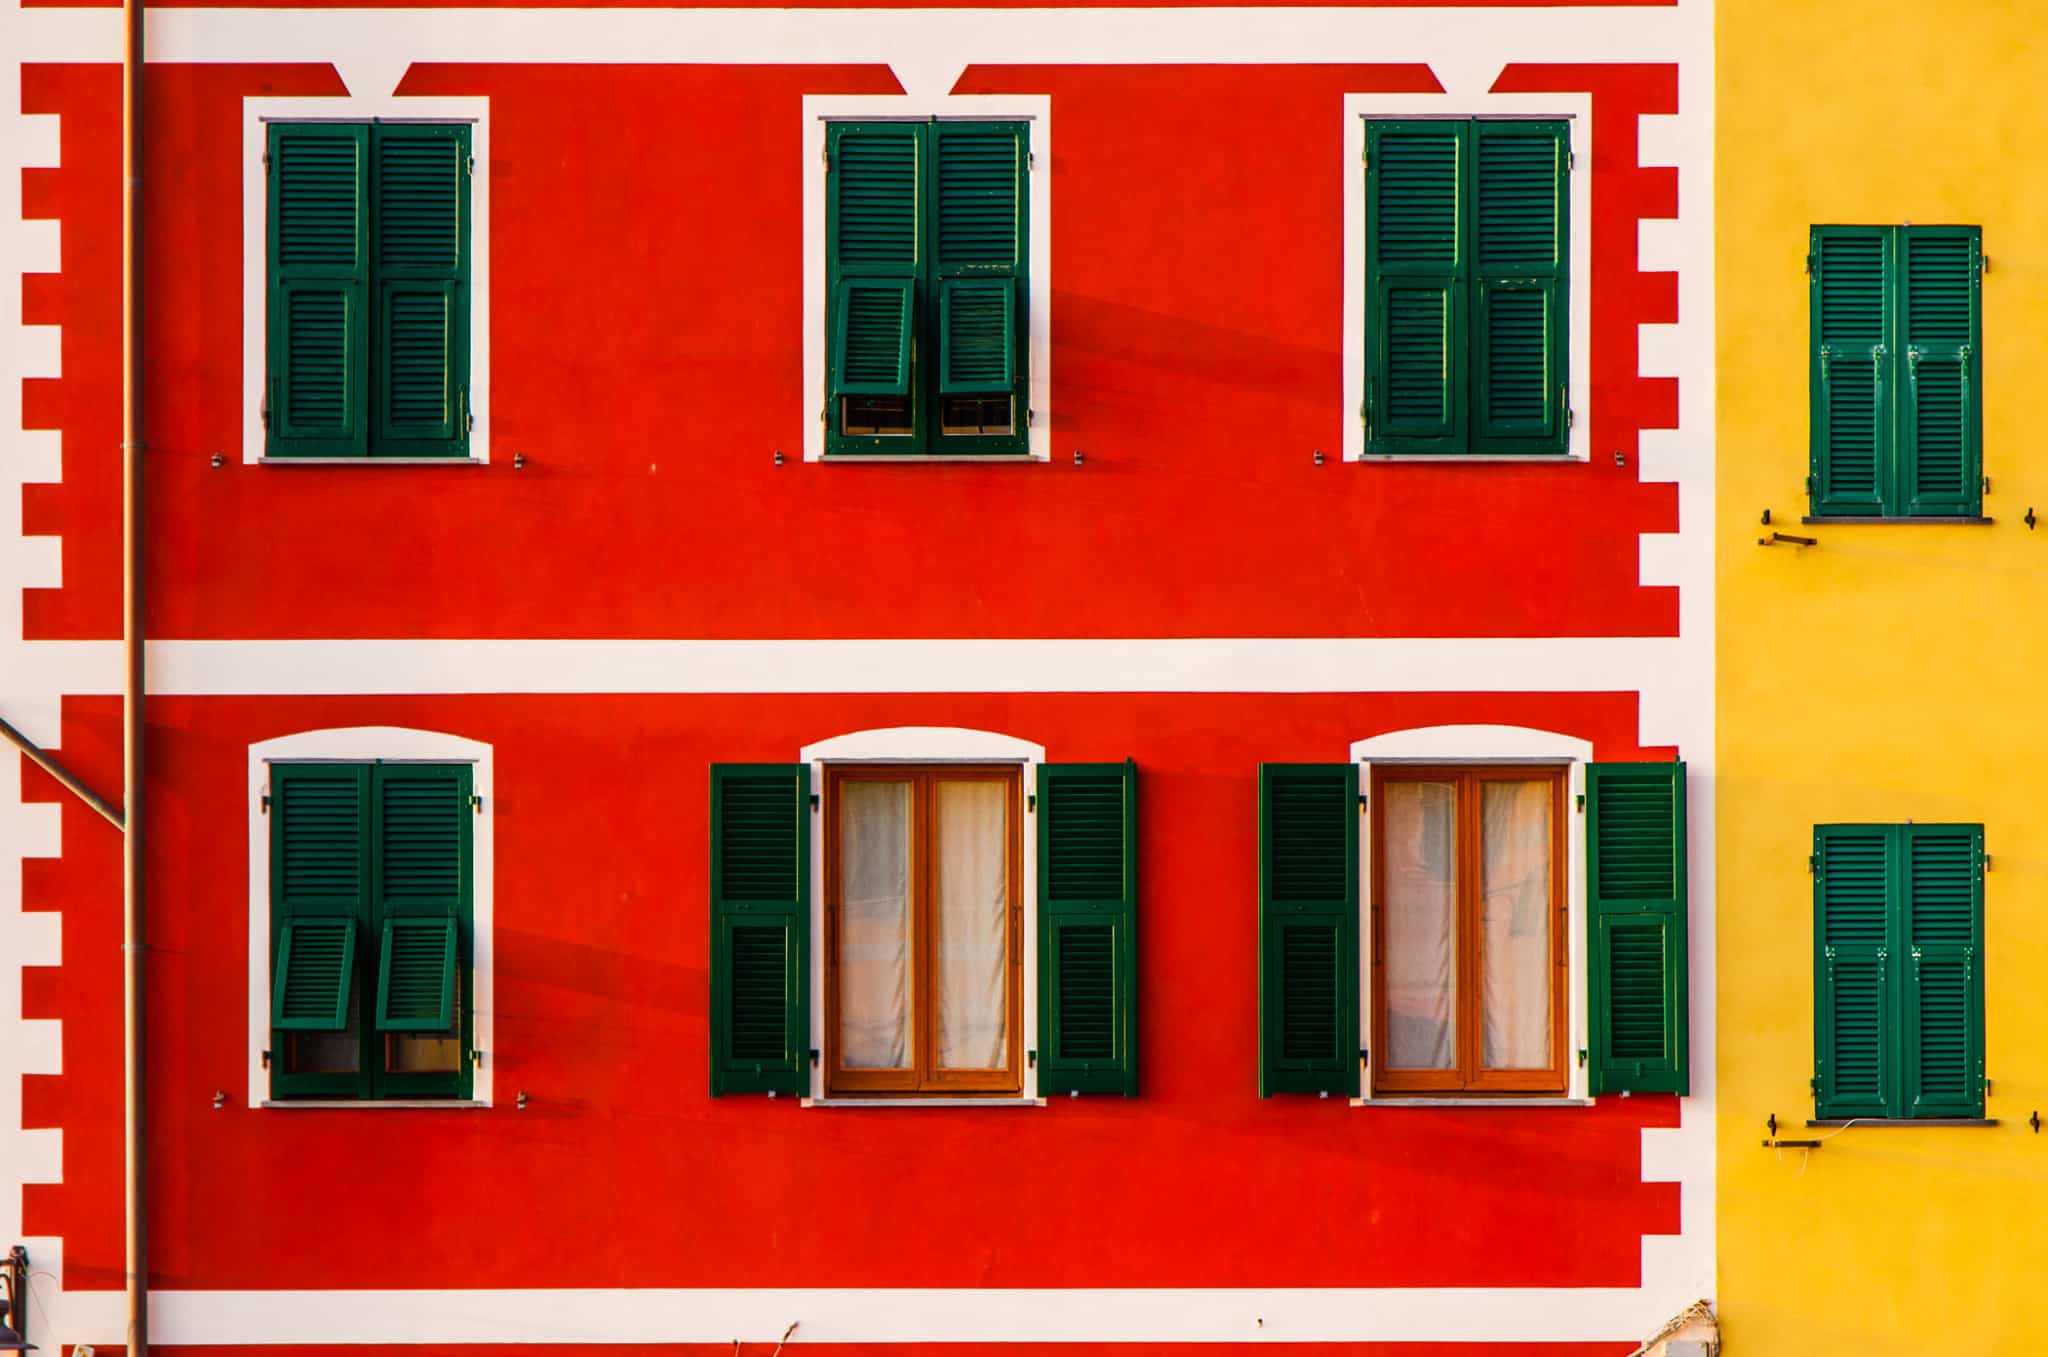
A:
[
  {"left": 1355, "top": 454, "right": 1584, "bottom": 464},
  {"left": 259, "top": 1099, "right": 490, "bottom": 1109},
  {"left": 801, "top": 1096, "right": 1045, "bottom": 1108},
  {"left": 816, "top": 454, "right": 1044, "bottom": 464},
  {"left": 256, "top": 457, "right": 486, "bottom": 466},
  {"left": 1350, "top": 1096, "right": 1593, "bottom": 1108}
]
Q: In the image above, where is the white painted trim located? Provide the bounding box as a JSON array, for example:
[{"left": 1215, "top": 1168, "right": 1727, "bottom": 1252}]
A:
[
  {"left": 242, "top": 96, "right": 490, "bottom": 465},
  {"left": 245, "top": 726, "right": 495, "bottom": 1107},
  {"left": 799, "top": 726, "right": 1045, "bottom": 1103},
  {"left": 1349, "top": 725, "right": 1593, "bottom": 1102},
  {"left": 802, "top": 94, "right": 1052, "bottom": 461},
  {"left": 1342, "top": 92, "right": 1593, "bottom": 463}
]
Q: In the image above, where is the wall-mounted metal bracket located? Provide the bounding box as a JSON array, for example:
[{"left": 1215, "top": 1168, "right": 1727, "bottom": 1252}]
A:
[
  {"left": 1758, "top": 532, "right": 1818, "bottom": 548},
  {"left": 0, "top": 713, "right": 124, "bottom": 830}
]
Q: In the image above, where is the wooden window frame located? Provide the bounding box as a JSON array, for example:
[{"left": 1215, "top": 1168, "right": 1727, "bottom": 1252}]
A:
[
  {"left": 1371, "top": 765, "right": 1568, "bottom": 1095},
  {"left": 824, "top": 764, "right": 1024, "bottom": 1096}
]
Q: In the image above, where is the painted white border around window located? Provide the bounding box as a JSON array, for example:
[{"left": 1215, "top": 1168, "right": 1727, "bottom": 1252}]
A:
[
  {"left": 801, "top": 94, "right": 1053, "bottom": 462},
  {"left": 1341, "top": 93, "right": 1593, "bottom": 463},
  {"left": 1348, "top": 724, "right": 1593, "bottom": 1103},
  {"left": 796, "top": 726, "right": 1047, "bottom": 1103},
  {"left": 241, "top": 95, "right": 492, "bottom": 465},
  {"left": 246, "top": 726, "right": 495, "bottom": 1107}
]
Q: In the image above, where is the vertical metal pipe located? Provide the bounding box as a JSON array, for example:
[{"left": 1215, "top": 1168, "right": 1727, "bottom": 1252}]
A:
[{"left": 121, "top": 0, "right": 148, "bottom": 1345}]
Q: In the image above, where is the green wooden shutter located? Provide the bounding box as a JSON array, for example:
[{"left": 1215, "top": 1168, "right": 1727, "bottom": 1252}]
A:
[
  {"left": 932, "top": 122, "right": 1024, "bottom": 406},
  {"left": 1470, "top": 121, "right": 1568, "bottom": 454},
  {"left": 827, "top": 123, "right": 921, "bottom": 411},
  {"left": 1813, "top": 824, "right": 1895, "bottom": 1118},
  {"left": 1810, "top": 225, "right": 1893, "bottom": 516},
  {"left": 1366, "top": 121, "right": 1465, "bottom": 454},
  {"left": 268, "top": 764, "right": 371, "bottom": 1097},
  {"left": 1901, "top": 824, "right": 1984, "bottom": 1117},
  {"left": 709, "top": 764, "right": 810, "bottom": 1096},
  {"left": 1898, "top": 227, "right": 1982, "bottom": 517},
  {"left": 1037, "top": 760, "right": 1138, "bottom": 1097},
  {"left": 371, "top": 764, "right": 470, "bottom": 1040},
  {"left": 1257, "top": 764, "right": 1359, "bottom": 1097},
  {"left": 1585, "top": 762, "right": 1689, "bottom": 1095},
  {"left": 370, "top": 124, "right": 470, "bottom": 457},
  {"left": 266, "top": 124, "right": 369, "bottom": 458}
]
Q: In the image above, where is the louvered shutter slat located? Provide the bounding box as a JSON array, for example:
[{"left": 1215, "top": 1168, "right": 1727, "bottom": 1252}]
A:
[
  {"left": 1258, "top": 764, "right": 1359, "bottom": 1096},
  {"left": 267, "top": 124, "right": 369, "bottom": 457},
  {"left": 1471, "top": 121, "right": 1568, "bottom": 452},
  {"left": 1038, "top": 761, "right": 1138, "bottom": 1096},
  {"left": 1813, "top": 825, "right": 1894, "bottom": 1117},
  {"left": 1366, "top": 122, "right": 1464, "bottom": 453},
  {"left": 1899, "top": 228, "right": 1981, "bottom": 517},
  {"left": 1810, "top": 226, "right": 1892, "bottom": 515},
  {"left": 371, "top": 124, "right": 469, "bottom": 457},
  {"left": 1902, "top": 825, "right": 1984, "bottom": 1117},
  {"left": 709, "top": 764, "right": 810, "bottom": 1096},
  {"left": 1585, "top": 762, "right": 1689, "bottom": 1096}
]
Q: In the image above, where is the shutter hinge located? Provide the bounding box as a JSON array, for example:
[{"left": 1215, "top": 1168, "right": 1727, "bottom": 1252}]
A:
[
  {"left": 1807, "top": 853, "right": 1817, "bottom": 874},
  {"left": 1983, "top": 474, "right": 1993, "bottom": 495},
  {"left": 261, "top": 1049, "right": 272, "bottom": 1069},
  {"left": 1804, "top": 252, "right": 1817, "bottom": 276},
  {"left": 471, "top": 793, "right": 482, "bottom": 813},
  {"left": 1577, "top": 1048, "right": 1587, "bottom": 1067},
  {"left": 1356, "top": 791, "right": 1367, "bottom": 813},
  {"left": 465, "top": 155, "right": 475, "bottom": 179},
  {"left": 1358, "top": 1047, "right": 1369, "bottom": 1068},
  {"left": 261, "top": 384, "right": 271, "bottom": 432},
  {"left": 1568, "top": 149, "right": 1577, "bottom": 171},
  {"left": 260, "top": 791, "right": 270, "bottom": 814},
  {"left": 822, "top": 145, "right": 830, "bottom": 169},
  {"left": 1807, "top": 474, "right": 1817, "bottom": 496},
  {"left": 1575, "top": 792, "right": 1585, "bottom": 813},
  {"left": 1566, "top": 404, "right": 1575, "bottom": 432},
  {"left": 1027, "top": 407, "right": 1035, "bottom": 428},
  {"left": 1028, "top": 151, "right": 1037, "bottom": 172},
  {"left": 463, "top": 387, "right": 474, "bottom": 433},
  {"left": 261, "top": 150, "right": 271, "bottom": 173}
]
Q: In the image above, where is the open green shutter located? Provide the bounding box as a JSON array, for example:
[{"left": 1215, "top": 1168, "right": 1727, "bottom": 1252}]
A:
[
  {"left": 1810, "top": 225, "right": 1893, "bottom": 516},
  {"left": 827, "top": 124, "right": 921, "bottom": 403},
  {"left": 709, "top": 764, "right": 810, "bottom": 1096},
  {"left": 1898, "top": 228, "right": 1981, "bottom": 517},
  {"left": 1585, "top": 762, "right": 1689, "bottom": 1095},
  {"left": 371, "top": 764, "right": 470, "bottom": 1035},
  {"left": 270, "top": 764, "right": 370, "bottom": 1038},
  {"left": 1813, "top": 824, "right": 1895, "bottom": 1118},
  {"left": 1470, "top": 121, "right": 1567, "bottom": 454},
  {"left": 1901, "top": 824, "right": 1984, "bottom": 1117},
  {"left": 266, "top": 124, "right": 369, "bottom": 457},
  {"left": 1257, "top": 764, "right": 1359, "bottom": 1097},
  {"left": 370, "top": 124, "right": 470, "bottom": 457},
  {"left": 1037, "top": 760, "right": 1138, "bottom": 1097},
  {"left": 1366, "top": 121, "right": 1465, "bottom": 454},
  {"left": 933, "top": 122, "right": 1024, "bottom": 399}
]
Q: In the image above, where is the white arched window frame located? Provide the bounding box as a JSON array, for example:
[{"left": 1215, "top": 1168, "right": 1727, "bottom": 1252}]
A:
[
  {"left": 1350, "top": 724, "right": 1593, "bottom": 1104},
  {"left": 797, "top": 726, "right": 1047, "bottom": 1105},
  {"left": 246, "top": 726, "right": 495, "bottom": 1107}
]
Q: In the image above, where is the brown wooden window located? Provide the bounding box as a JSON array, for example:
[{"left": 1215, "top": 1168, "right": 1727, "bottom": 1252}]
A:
[
  {"left": 825, "top": 765, "right": 1023, "bottom": 1095},
  {"left": 1372, "top": 766, "right": 1567, "bottom": 1095}
]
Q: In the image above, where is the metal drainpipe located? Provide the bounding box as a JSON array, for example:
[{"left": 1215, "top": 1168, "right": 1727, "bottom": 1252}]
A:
[{"left": 121, "top": 0, "right": 148, "bottom": 1344}]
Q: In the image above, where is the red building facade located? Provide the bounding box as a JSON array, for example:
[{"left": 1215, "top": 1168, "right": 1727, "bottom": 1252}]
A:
[{"left": 0, "top": 0, "right": 1716, "bottom": 1349}]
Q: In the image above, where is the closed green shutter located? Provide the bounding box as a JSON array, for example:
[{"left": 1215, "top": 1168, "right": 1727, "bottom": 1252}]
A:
[
  {"left": 709, "top": 764, "right": 810, "bottom": 1096},
  {"left": 1257, "top": 764, "right": 1359, "bottom": 1097},
  {"left": 268, "top": 763, "right": 371, "bottom": 1096},
  {"left": 1898, "top": 228, "right": 1982, "bottom": 517},
  {"left": 266, "top": 124, "right": 369, "bottom": 458},
  {"left": 1366, "top": 121, "right": 1465, "bottom": 454},
  {"left": 1585, "top": 762, "right": 1689, "bottom": 1095},
  {"left": 933, "top": 122, "right": 1024, "bottom": 401},
  {"left": 370, "top": 764, "right": 472, "bottom": 1096},
  {"left": 1901, "top": 824, "right": 1984, "bottom": 1117},
  {"left": 1470, "top": 121, "right": 1568, "bottom": 454},
  {"left": 1810, "top": 226, "right": 1892, "bottom": 515},
  {"left": 370, "top": 124, "right": 470, "bottom": 457},
  {"left": 1037, "top": 760, "right": 1138, "bottom": 1096},
  {"left": 827, "top": 123, "right": 921, "bottom": 411},
  {"left": 1812, "top": 825, "right": 1896, "bottom": 1118}
]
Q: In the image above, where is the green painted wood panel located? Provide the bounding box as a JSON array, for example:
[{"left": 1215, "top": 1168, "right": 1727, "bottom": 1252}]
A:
[
  {"left": 1257, "top": 764, "right": 1359, "bottom": 1097},
  {"left": 1470, "top": 121, "right": 1568, "bottom": 454},
  {"left": 1585, "top": 761, "right": 1688, "bottom": 1095},
  {"left": 370, "top": 124, "right": 470, "bottom": 457},
  {"left": 266, "top": 124, "right": 369, "bottom": 458},
  {"left": 709, "top": 764, "right": 811, "bottom": 1096},
  {"left": 1901, "top": 824, "right": 1984, "bottom": 1117},
  {"left": 1037, "top": 760, "right": 1138, "bottom": 1097},
  {"left": 1898, "top": 228, "right": 1982, "bottom": 517}
]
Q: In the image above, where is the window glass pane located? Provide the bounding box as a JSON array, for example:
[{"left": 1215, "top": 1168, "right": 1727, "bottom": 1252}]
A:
[
  {"left": 286, "top": 985, "right": 361, "bottom": 1074},
  {"left": 1481, "top": 779, "right": 1553, "bottom": 1070},
  {"left": 388, "top": 968, "right": 463, "bottom": 1074},
  {"left": 840, "top": 779, "right": 913, "bottom": 1069},
  {"left": 933, "top": 779, "right": 1009, "bottom": 1070},
  {"left": 1384, "top": 780, "right": 1456, "bottom": 1069}
]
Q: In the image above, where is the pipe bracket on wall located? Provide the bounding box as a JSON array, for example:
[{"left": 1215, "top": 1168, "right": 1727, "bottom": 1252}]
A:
[{"left": 1758, "top": 532, "right": 1818, "bottom": 548}]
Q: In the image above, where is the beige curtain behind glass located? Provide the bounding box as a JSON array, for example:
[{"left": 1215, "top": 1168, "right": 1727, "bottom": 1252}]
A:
[
  {"left": 1384, "top": 780, "right": 1457, "bottom": 1069},
  {"left": 840, "top": 779, "right": 912, "bottom": 1069},
  {"left": 1480, "top": 779, "right": 1552, "bottom": 1070},
  {"left": 933, "top": 780, "right": 1009, "bottom": 1070}
]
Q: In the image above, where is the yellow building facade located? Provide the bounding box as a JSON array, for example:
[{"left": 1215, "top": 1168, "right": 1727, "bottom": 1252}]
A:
[{"left": 1719, "top": 2, "right": 2048, "bottom": 1349}]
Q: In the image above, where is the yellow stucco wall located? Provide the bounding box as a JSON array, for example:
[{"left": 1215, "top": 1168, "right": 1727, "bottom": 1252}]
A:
[{"left": 1719, "top": 2, "right": 2048, "bottom": 1350}]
